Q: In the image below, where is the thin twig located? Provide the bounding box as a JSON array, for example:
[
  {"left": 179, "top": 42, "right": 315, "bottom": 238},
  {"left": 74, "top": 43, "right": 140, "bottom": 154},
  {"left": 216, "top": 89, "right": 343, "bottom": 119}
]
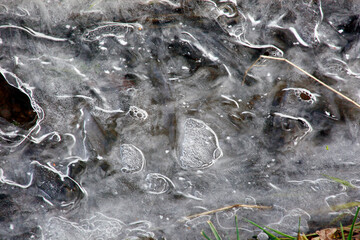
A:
[
  {"left": 185, "top": 204, "right": 271, "bottom": 220},
  {"left": 242, "top": 55, "right": 360, "bottom": 110},
  {"left": 242, "top": 56, "right": 263, "bottom": 85}
]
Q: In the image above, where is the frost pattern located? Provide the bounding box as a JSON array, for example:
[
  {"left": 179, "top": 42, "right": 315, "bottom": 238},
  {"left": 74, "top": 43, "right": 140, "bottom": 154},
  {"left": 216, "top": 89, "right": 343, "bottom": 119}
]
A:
[
  {"left": 82, "top": 23, "right": 140, "bottom": 42},
  {"left": 44, "top": 213, "right": 154, "bottom": 240}
]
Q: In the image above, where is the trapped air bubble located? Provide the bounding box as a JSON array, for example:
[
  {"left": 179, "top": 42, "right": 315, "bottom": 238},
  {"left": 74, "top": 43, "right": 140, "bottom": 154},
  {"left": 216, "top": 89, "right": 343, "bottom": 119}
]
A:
[
  {"left": 117, "top": 144, "right": 145, "bottom": 173},
  {"left": 144, "top": 173, "right": 175, "bottom": 194},
  {"left": 179, "top": 118, "right": 223, "bottom": 170}
]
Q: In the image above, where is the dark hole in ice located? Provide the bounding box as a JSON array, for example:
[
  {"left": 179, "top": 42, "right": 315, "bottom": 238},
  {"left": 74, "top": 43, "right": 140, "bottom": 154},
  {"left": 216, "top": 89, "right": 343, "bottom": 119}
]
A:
[
  {"left": 0, "top": 73, "right": 37, "bottom": 130},
  {"left": 122, "top": 73, "right": 139, "bottom": 88},
  {"left": 316, "top": 128, "right": 331, "bottom": 140},
  {"left": 300, "top": 92, "right": 311, "bottom": 101},
  {"left": 68, "top": 161, "right": 87, "bottom": 181},
  {"left": 168, "top": 37, "right": 214, "bottom": 72},
  {"left": 99, "top": 161, "right": 111, "bottom": 173},
  {"left": 129, "top": 109, "right": 136, "bottom": 117},
  {"left": 339, "top": 15, "right": 360, "bottom": 34},
  {"left": 270, "top": 28, "right": 301, "bottom": 49}
]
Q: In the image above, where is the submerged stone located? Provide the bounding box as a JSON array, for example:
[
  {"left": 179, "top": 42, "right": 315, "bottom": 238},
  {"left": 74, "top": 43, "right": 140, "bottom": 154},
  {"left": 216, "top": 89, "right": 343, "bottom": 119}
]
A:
[
  {"left": 31, "top": 161, "right": 85, "bottom": 208},
  {"left": 263, "top": 112, "right": 312, "bottom": 150}
]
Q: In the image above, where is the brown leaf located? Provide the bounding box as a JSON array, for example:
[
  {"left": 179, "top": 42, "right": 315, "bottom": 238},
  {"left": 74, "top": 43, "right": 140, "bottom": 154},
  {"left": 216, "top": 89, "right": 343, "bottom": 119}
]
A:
[
  {"left": 315, "top": 228, "right": 337, "bottom": 240},
  {"left": 351, "top": 233, "right": 360, "bottom": 239}
]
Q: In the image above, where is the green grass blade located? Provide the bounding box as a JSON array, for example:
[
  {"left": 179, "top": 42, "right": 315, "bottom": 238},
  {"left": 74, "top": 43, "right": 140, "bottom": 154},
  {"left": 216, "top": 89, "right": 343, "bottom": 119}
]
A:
[
  {"left": 340, "top": 222, "right": 345, "bottom": 240},
  {"left": 347, "top": 207, "right": 360, "bottom": 240},
  {"left": 265, "top": 226, "right": 295, "bottom": 239},
  {"left": 89, "top": 0, "right": 100, "bottom": 8},
  {"left": 298, "top": 217, "right": 301, "bottom": 240},
  {"left": 244, "top": 219, "right": 279, "bottom": 240},
  {"left": 330, "top": 202, "right": 360, "bottom": 212},
  {"left": 201, "top": 231, "right": 212, "bottom": 240},
  {"left": 302, "top": 233, "right": 309, "bottom": 240},
  {"left": 207, "top": 221, "right": 222, "bottom": 240},
  {"left": 322, "top": 174, "right": 355, "bottom": 188},
  {"left": 235, "top": 216, "right": 240, "bottom": 240}
]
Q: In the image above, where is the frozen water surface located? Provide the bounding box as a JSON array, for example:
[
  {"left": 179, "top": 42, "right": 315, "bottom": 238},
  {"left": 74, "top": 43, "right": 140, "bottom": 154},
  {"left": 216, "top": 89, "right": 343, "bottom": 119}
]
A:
[{"left": 1, "top": 0, "right": 360, "bottom": 239}]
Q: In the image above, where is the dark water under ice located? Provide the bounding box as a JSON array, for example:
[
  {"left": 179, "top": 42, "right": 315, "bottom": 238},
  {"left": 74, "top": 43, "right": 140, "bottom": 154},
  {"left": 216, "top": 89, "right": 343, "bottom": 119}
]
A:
[{"left": 1, "top": 0, "right": 360, "bottom": 239}]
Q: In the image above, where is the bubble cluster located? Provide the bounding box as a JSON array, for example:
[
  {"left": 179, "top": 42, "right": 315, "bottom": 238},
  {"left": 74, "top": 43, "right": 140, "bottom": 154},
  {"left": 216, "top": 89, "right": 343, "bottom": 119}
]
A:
[
  {"left": 127, "top": 106, "right": 148, "bottom": 121},
  {"left": 82, "top": 23, "right": 139, "bottom": 42},
  {"left": 283, "top": 87, "right": 319, "bottom": 104}
]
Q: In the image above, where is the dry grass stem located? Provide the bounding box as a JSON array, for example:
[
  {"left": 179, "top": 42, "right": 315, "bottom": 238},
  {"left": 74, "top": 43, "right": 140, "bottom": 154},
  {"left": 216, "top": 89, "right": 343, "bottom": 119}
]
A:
[
  {"left": 242, "top": 55, "right": 360, "bottom": 110},
  {"left": 185, "top": 204, "right": 271, "bottom": 220}
]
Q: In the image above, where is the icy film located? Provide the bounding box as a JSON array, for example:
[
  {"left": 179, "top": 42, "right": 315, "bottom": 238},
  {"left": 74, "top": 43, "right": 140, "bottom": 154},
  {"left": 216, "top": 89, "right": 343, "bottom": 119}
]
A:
[{"left": 1, "top": 0, "right": 360, "bottom": 239}]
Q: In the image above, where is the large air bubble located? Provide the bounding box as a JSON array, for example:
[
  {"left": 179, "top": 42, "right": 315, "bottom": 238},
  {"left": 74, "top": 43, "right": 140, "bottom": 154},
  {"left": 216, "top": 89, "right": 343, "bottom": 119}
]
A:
[
  {"left": 143, "top": 173, "right": 175, "bottom": 194},
  {"left": 116, "top": 144, "right": 145, "bottom": 173},
  {"left": 178, "top": 118, "right": 223, "bottom": 170}
]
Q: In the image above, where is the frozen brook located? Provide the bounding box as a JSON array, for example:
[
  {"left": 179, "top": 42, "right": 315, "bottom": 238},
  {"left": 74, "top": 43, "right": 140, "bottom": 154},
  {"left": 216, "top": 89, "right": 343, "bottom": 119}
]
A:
[{"left": 1, "top": 0, "right": 360, "bottom": 239}]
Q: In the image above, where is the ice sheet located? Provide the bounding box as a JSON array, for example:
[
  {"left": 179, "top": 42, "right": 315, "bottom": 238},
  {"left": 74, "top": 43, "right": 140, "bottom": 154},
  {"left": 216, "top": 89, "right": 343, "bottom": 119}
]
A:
[{"left": 1, "top": 0, "right": 360, "bottom": 239}]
